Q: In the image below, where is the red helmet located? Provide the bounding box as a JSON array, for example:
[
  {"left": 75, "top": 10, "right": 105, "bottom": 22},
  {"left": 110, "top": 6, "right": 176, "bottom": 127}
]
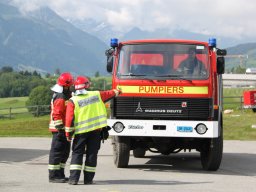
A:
[
  {"left": 74, "top": 76, "right": 90, "bottom": 90},
  {"left": 57, "top": 72, "right": 74, "bottom": 87}
]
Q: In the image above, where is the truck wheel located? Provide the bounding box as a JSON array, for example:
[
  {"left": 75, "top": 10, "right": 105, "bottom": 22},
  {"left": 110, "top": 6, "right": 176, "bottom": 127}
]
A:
[
  {"left": 252, "top": 108, "right": 256, "bottom": 113},
  {"left": 200, "top": 134, "right": 223, "bottom": 171},
  {"left": 133, "top": 148, "right": 146, "bottom": 158},
  {"left": 112, "top": 136, "right": 130, "bottom": 168}
]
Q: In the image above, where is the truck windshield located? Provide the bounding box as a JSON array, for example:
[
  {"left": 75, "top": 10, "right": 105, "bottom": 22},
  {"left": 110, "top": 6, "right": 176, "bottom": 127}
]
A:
[{"left": 117, "top": 43, "right": 209, "bottom": 80}]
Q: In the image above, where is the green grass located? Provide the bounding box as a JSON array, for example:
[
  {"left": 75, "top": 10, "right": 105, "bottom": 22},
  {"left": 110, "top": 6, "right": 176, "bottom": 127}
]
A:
[
  {"left": 223, "top": 110, "right": 256, "bottom": 140},
  {"left": 0, "top": 97, "right": 27, "bottom": 108},
  {"left": 223, "top": 88, "right": 254, "bottom": 110},
  {"left": 0, "top": 114, "right": 50, "bottom": 137},
  {"left": 0, "top": 97, "right": 28, "bottom": 115},
  {"left": 0, "top": 97, "right": 50, "bottom": 137}
]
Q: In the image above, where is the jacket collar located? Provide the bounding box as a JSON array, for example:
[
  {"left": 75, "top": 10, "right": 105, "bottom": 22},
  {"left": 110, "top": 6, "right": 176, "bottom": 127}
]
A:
[{"left": 74, "top": 89, "right": 88, "bottom": 96}]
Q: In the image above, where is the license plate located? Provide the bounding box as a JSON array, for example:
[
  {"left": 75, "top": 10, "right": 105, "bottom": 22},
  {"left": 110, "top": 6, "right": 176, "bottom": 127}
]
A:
[{"left": 177, "top": 126, "right": 193, "bottom": 132}]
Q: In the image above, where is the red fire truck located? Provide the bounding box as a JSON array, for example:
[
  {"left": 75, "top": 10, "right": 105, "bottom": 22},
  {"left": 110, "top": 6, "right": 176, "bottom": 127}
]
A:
[
  {"left": 243, "top": 90, "right": 256, "bottom": 112},
  {"left": 105, "top": 38, "right": 226, "bottom": 171}
]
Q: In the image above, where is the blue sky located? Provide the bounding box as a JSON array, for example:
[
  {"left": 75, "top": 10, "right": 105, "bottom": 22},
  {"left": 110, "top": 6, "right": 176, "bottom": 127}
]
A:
[{"left": 11, "top": 0, "right": 256, "bottom": 40}]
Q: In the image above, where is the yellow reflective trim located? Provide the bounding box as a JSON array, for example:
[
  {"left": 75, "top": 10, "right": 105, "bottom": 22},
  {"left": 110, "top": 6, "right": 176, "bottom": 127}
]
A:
[
  {"left": 65, "top": 127, "right": 75, "bottom": 132},
  {"left": 48, "top": 164, "right": 60, "bottom": 170},
  {"left": 49, "top": 121, "right": 55, "bottom": 128},
  {"left": 60, "top": 163, "right": 66, "bottom": 168},
  {"left": 117, "top": 85, "right": 208, "bottom": 95},
  {"left": 75, "top": 121, "right": 107, "bottom": 135},
  {"left": 54, "top": 120, "right": 63, "bottom": 125},
  {"left": 84, "top": 166, "right": 96, "bottom": 172},
  {"left": 75, "top": 115, "right": 106, "bottom": 126},
  {"left": 70, "top": 164, "right": 82, "bottom": 170}
]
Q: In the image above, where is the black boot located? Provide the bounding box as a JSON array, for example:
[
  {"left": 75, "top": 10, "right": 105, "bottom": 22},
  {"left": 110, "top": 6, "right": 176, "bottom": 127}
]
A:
[
  {"left": 68, "top": 179, "right": 78, "bottom": 185},
  {"left": 84, "top": 171, "right": 95, "bottom": 185},
  {"left": 84, "top": 180, "right": 93, "bottom": 185},
  {"left": 49, "top": 170, "right": 66, "bottom": 183},
  {"left": 49, "top": 178, "right": 66, "bottom": 183},
  {"left": 60, "top": 168, "right": 69, "bottom": 181},
  {"left": 69, "top": 170, "right": 81, "bottom": 185}
]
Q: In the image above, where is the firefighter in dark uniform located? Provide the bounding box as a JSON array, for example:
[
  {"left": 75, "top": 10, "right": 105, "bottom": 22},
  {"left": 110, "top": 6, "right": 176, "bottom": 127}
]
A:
[
  {"left": 65, "top": 76, "right": 121, "bottom": 185},
  {"left": 48, "top": 72, "right": 74, "bottom": 183}
]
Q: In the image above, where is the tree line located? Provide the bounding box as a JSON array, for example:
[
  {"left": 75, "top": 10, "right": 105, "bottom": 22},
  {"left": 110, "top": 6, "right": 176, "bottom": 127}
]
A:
[
  {"left": 0, "top": 66, "right": 50, "bottom": 98},
  {"left": 0, "top": 67, "right": 112, "bottom": 115}
]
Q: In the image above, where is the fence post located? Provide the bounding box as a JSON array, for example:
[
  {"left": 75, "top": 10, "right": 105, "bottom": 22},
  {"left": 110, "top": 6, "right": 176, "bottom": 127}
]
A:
[
  {"left": 9, "top": 107, "right": 12, "bottom": 119},
  {"left": 240, "top": 96, "right": 243, "bottom": 112},
  {"left": 36, "top": 105, "right": 39, "bottom": 117}
]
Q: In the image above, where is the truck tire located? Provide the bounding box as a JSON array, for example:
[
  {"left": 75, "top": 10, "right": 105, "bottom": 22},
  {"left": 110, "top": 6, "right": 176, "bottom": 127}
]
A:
[
  {"left": 112, "top": 136, "right": 130, "bottom": 168},
  {"left": 200, "top": 132, "right": 223, "bottom": 171},
  {"left": 133, "top": 148, "right": 146, "bottom": 158}
]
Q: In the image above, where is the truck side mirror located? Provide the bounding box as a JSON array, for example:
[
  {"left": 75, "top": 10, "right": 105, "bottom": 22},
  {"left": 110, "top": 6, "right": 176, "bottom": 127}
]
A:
[
  {"left": 105, "top": 48, "right": 114, "bottom": 73},
  {"left": 107, "top": 56, "right": 113, "bottom": 72},
  {"left": 216, "top": 49, "right": 227, "bottom": 56},
  {"left": 217, "top": 57, "right": 225, "bottom": 74}
]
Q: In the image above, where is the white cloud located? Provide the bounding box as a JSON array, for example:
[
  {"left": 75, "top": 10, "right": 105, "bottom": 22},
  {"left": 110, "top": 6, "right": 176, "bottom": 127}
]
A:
[
  {"left": 10, "top": 0, "right": 256, "bottom": 39},
  {"left": 105, "top": 8, "right": 135, "bottom": 31}
]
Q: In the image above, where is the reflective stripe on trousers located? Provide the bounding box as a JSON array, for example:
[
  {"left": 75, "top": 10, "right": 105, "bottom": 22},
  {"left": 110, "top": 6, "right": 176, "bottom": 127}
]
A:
[
  {"left": 84, "top": 166, "right": 96, "bottom": 172},
  {"left": 70, "top": 164, "right": 82, "bottom": 171},
  {"left": 48, "top": 164, "right": 60, "bottom": 170}
]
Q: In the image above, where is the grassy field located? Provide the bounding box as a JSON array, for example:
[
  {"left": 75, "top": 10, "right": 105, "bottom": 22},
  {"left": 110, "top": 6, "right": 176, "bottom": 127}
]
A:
[
  {"left": 0, "top": 97, "right": 28, "bottom": 116},
  {"left": 1, "top": 89, "right": 256, "bottom": 140},
  {"left": 223, "top": 87, "right": 254, "bottom": 110},
  {"left": 0, "top": 97, "right": 50, "bottom": 136},
  {"left": 0, "top": 115, "right": 50, "bottom": 137},
  {"left": 224, "top": 110, "right": 256, "bottom": 140},
  {"left": 0, "top": 97, "right": 28, "bottom": 108}
]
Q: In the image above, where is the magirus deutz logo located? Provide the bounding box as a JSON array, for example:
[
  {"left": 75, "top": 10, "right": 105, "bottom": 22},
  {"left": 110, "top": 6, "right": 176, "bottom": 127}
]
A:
[{"left": 135, "top": 102, "right": 187, "bottom": 114}]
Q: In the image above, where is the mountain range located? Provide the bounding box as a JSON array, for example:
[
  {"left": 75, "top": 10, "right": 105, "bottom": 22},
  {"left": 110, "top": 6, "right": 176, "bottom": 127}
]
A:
[
  {"left": 68, "top": 18, "right": 245, "bottom": 49},
  {"left": 0, "top": 2, "right": 108, "bottom": 76},
  {"left": 0, "top": 1, "right": 256, "bottom": 75}
]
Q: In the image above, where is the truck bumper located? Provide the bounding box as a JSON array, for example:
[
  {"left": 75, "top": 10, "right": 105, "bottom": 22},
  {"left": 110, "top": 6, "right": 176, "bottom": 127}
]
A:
[{"left": 108, "top": 119, "right": 219, "bottom": 138}]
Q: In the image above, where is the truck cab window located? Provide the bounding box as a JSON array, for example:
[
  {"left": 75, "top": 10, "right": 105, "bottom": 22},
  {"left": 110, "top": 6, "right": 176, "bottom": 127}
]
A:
[{"left": 117, "top": 44, "right": 209, "bottom": 80}]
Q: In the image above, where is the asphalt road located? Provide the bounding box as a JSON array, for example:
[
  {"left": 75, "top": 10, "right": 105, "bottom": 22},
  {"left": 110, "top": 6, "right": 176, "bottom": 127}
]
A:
[{"left": 0, "top": 138, "right": 255, "bottom": 192}]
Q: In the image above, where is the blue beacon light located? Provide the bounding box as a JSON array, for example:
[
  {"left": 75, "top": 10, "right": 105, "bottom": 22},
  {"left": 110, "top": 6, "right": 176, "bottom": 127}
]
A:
[
  {"left": 110, "top": 38, "right": 118, "bottom": 48},
  {"left": 208, "top": 38, "right": 216, "bottom": 48}
]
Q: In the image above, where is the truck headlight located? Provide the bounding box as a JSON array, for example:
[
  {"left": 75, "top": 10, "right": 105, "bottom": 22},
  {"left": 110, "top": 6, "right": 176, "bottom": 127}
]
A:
[
  {"left": 195, "top": 123, "right": 208, "bottom": 135},
  {"left": 113, "top": 122, "right": 125, "bottom": 133}
]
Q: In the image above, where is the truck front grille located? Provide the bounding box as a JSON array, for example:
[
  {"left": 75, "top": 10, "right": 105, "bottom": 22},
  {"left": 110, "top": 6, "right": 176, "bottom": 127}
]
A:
[{"left": 112, "top": 97, "right": 212, "bottom": 120}]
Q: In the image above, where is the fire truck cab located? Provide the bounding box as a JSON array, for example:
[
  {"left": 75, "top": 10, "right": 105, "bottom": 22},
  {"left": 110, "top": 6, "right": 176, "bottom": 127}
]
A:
[{"left": 105, "top": 38, "right": 226, "bottom": 171}]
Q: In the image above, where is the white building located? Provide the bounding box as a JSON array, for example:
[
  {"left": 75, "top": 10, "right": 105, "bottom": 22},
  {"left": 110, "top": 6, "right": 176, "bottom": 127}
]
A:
[{"left": 223, "top": 74, "right": 256, "bottom": 87}]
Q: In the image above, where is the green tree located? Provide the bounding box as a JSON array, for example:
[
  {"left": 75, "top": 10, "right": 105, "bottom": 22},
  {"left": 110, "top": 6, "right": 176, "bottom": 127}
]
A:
[
  {"left": 32, "top": 70, "right": 41, "bottom": 78},
  {"left": 45, "top": 73, "right": 51, "bottom": 78},
  {"left": 95, "top": 71, "right": 100, "bottom": 77},
  {"left": 10, "top": 79, "right": 28, "bottom": 97},
  {"left": 24, "top": 70, "right": 31, "bottom": 76},
  {"left": 0, "top": 72, "right": 17, "bottom": 97},
  {"left": 234, "top": 66, "right": 246, "bottom": 74},
  {"left": 1, "top": 66, "right": 13, "bottom": 73},
  {"left": 0, "top": 70, "right": 50, "bottom": 98},
  {"left": 26, "top": 86, "right": 52, "bottom": 116},
  {"left": 55, "top": 68, "right": 61, "bottom": 76}
]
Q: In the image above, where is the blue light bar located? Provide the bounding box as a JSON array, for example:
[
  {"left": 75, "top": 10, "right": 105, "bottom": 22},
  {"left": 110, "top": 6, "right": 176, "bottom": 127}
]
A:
[
  {"left": 208, "top": 38, "right": 216, "bottom": 47},
  {"left": 110, "top": 38, "right": 118, "bottom": 48}
]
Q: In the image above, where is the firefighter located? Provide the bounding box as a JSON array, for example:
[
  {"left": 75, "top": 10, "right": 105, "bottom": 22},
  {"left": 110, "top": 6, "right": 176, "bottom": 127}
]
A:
[
  {"left": 65, "top": 76, "right": 121, "bottom": 185},
  {"left": 177, "top": 47, "right": 207, "bottom": 76},
  {"left": 48, "top": 72, "right": 74, "bottom": 183}
]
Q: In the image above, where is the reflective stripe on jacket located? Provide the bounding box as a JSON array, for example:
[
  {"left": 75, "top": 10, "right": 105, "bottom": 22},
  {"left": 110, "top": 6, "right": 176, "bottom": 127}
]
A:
[
  {"left": 71, "top": 91, "right": 107, "bottom": 135},
  {"left": 49, "top": 92, "right": 69, "bottom": 132}
]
